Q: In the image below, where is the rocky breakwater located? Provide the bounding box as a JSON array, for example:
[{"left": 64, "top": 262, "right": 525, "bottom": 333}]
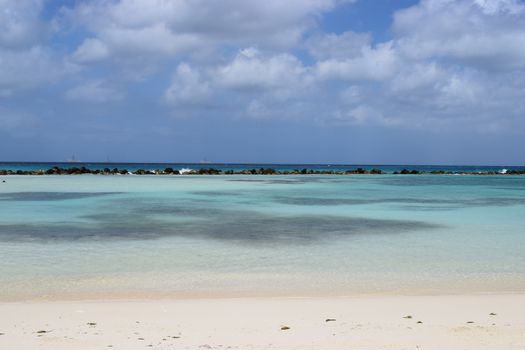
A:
[{"left": 0, "top": 166, "right": 524, "bottom": 176}]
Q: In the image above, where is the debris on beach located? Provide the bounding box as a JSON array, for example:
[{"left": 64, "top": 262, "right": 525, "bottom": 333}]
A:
[
  {"left": 403, "top": 315, "right": 412, "bottom": 319},
  {"left": 325, "top": 318, "right": 336, "bottom": 322},
  {"left": 280, "top": 326, "right": 291, "bottom": 331}
]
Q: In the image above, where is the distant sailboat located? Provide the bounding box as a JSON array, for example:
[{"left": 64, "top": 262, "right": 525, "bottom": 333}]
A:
[{"left": 67, "top": 154, "right": 80, "bottom": 163}]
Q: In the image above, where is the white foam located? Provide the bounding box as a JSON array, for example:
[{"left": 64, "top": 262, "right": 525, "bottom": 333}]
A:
[{"left": 179, "top": 168, "right": 194, "bottom": 174}]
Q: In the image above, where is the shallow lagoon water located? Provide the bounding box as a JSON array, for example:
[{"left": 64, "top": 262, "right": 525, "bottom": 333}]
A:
[{"left": 1, "top": 175, "right": 525, "bottom": 300}]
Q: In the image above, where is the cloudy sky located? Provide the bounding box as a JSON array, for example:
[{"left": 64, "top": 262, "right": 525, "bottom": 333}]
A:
[{"left": 1, "top": 0, "right": 525, "bottom": 164}]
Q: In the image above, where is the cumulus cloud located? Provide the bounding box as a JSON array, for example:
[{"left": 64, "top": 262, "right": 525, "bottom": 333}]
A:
[
  {"left": 0, "top": 0, "right": 71, "bottom": 95},
  {"left": 2, "top": 0, "right": 525, "bottom": 135},
  {"left": 316, "top": 41, "right": 399, "bottom": 81},
  {"left": 64, "top": 0, "right": 340, "bottom": 62},
  {"left": 291, "top": 0, "right": 525, "bottom": 130},
  {"left": 393, "top": 0, "right": 525, "bottom": 70},
  {"left": 163, "top": 48, "right": 316, "bottom": 118},
  {"left": 306, "top": 31, "right": 371, "bottom": 60},
  {"left": 72, "top": 38, "right": 110, "bottom": 63},
  {"left": 164, "top": 63, "right": 210, "bottom": 106},
  {"left": 216, "top": 48, "right": 310, "bottom": 91}
]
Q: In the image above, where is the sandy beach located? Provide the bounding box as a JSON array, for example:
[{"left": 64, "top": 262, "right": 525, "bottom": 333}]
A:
[{"left": 1, "top": 294, "right": 524, "bottom": 350}]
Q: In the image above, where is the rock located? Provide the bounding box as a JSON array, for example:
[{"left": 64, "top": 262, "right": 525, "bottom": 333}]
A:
[
  {"left": 280, "top": 326, "right": 291, "bottom": 330},
  {"left": 403, "top": 315, "right": 412, "bottom": 319},
  {"left": 325, "top": 318, "right": 336, "bottom": 322},
  {"left": 198, "top": 168, "right": 221, "bottom": 175},
  {"left": 260, "top": 168, "right": 277, "bottom": 175}
]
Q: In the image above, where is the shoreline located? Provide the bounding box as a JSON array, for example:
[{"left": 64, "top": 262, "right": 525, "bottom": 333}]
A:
[
  {"left": 1, "top": 294, "right": 524, "bottom": 349},
  {"left": 3, "top": 287, "right": 525, "bottom": 304}
]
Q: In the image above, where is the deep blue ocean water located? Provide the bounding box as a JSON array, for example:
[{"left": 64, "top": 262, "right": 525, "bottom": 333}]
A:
[
  {"left": 0, "top": 171, "right": 524, "bottom": 300},
  {"left": 1, "top": 162, "right": 524, "bottom": 173}
]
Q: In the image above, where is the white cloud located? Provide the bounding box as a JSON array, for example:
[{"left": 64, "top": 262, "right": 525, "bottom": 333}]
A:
[
  {"left": 64, "top": 0, "right": 341, "bottom": 63},
  {"left": 0, "top": 0, "right": 47, "bottom": 49},
  {"left": 72, "top": 38, "right": 110, "bottom": 63},
  {"left": 101, "top": 24, "right": 201, "bottom": 57},
  {"left": 307, "top": 31, "right": 371, "bottom": 60},
  {"left": 393, "top": 0, "right": 525, "bottom": 70},
  {"left": 164, "top": 63, "right": 210, "bottom": 105},
  {"left": 316, "top": 41, "right": 399, "bottom": 81},
  {"left": 216, "top": 48, "right": 310, "bottom": 91},
  {"left": 2, "top": 0, "right": 525, "bottom": 135},
  {"left": 474, "top": 0, "right": 524, "bottom": 14},
  {"left": 0, "top": 0, "right": 72, "bottom": 95},
  {"left": 65, "top": 80, "right": 124, "bottom": 103}
]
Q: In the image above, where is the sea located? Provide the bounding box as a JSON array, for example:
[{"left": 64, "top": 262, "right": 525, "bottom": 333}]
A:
[{"left": 0, "top": 163, "right": 524, "bottom": 300}]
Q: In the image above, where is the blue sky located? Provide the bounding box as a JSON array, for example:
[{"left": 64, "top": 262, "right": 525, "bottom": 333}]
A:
[{"left": 1, "top": 0, "right": 525, "bottom": 165}]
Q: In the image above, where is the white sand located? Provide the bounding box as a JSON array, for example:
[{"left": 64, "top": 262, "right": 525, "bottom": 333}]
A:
[{"left": 1, "top": 294, "right": 525, "bottom": 349}]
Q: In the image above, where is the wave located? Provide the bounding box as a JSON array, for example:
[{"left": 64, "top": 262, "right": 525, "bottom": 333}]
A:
[{"left": 179, "top": 168, "right": 194, "bottom": 174}]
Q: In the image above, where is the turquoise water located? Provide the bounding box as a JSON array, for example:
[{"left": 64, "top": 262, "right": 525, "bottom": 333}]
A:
[{"left": 1, "top": 174, "right": 525, "bottom": 300}]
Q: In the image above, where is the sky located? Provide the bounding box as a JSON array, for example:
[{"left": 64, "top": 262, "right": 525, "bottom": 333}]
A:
[{"left": 1, "top": 0, "right": 525, "bottom": 165}]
